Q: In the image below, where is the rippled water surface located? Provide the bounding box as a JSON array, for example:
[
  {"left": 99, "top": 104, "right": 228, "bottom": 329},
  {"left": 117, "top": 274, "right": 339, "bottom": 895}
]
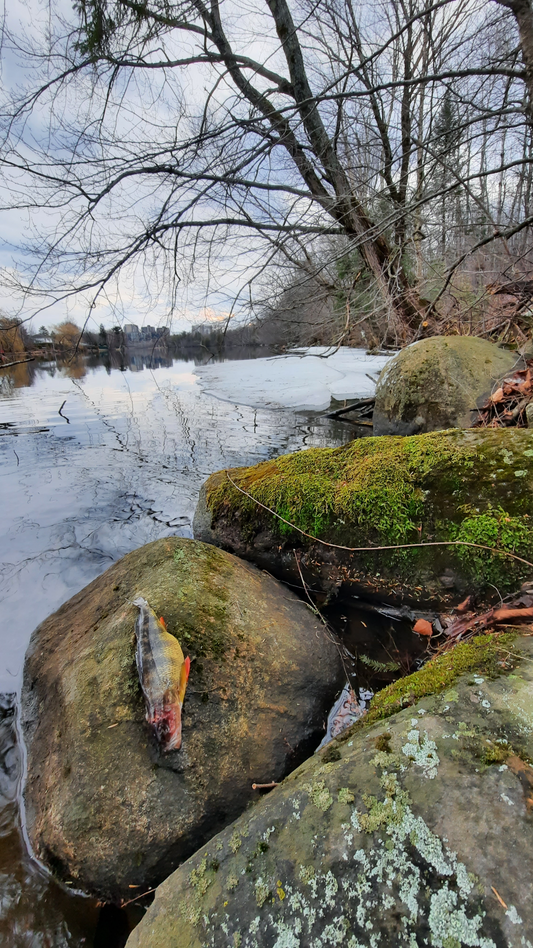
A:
[{"left": 0, "top": 350, "right": 361, "bottom": 947}]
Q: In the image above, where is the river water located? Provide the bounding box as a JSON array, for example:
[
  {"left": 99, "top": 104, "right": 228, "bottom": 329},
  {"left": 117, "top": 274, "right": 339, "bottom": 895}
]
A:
[{"left": 1, "top": 348, "right": 395, "bottom": 947}]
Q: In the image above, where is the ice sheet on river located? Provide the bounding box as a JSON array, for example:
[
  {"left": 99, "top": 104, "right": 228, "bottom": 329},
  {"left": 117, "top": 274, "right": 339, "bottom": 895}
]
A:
[{"left": 194, "top": 347, "right": 391, "bottom": 410}]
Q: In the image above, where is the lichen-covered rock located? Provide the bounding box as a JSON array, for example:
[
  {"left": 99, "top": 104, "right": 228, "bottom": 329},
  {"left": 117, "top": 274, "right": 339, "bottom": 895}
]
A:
[
  {"left": 194, "top": 428, "right": 533, "bottom": 605},
  {"left": 127, "top": 633, "right": 533, "bottom": 948},
  {"left": 373, "top": 336, "right": 518, "bottom": 435},
  {"left": 21, "top": 538, "right": 343, "bottom": 902}
]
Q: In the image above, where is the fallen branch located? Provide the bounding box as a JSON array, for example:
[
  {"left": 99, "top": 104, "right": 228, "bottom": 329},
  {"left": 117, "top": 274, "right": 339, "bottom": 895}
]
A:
[
  {"left": 325, "top": 398, "right": 375, "bottom": 419},
  {"left": 442, "top": 593, "right": 533, "bottom": 642},
  {"left": 225, "top": 473, "right": 533, "bottom": 571},
  {"left": 58, "top": 400, "right": 70, "bottom": 423},
  {"left": 0, "top": 358, "right": 35, "bottom": 369}
]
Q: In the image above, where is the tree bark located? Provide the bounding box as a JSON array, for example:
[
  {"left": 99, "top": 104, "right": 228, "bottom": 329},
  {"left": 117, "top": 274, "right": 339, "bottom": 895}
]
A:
[{"left": 495, "top": 0, "right": 533, "bottom": 116}]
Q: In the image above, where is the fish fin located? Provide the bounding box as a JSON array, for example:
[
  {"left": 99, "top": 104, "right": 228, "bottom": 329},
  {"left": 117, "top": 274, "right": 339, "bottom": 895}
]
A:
[
  {"left": 159, "top": 616, "right": 167, "bottom": 631},
  {"left": 177, "top": 657, "right": 191, "bottom": 705}
]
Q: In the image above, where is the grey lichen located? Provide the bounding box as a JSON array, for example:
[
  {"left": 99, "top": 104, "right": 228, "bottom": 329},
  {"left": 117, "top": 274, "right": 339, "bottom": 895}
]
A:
[
  {"left": 195, "top": 765, "right": 497, "bottom": 948},
  {"left": 229, "top": 831, "right": 243, "bottom": 854},
  {"left": 338, "top": 787, "right": 355, "bottom": 805},
  {"left": 401, "top": 721, "right": 440, "bottom": 779},
  {"left": 255, "top": 879, "right": 270, "bottom": 908},
  {"left": 302, "top": 780, "right": 333, "bottom": 812}
]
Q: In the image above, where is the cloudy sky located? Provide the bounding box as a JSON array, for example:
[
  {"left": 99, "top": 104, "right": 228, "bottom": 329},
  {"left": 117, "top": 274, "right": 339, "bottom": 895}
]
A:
[{"left": 0, "top": 0, "right": 290, "bottom": 332}]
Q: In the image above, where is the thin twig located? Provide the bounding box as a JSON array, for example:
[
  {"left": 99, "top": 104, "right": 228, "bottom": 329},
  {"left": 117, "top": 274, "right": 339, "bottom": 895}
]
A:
[
  {"left": 225, "top": 473, "right": 533, "bottom": 571},
  {"left": 121, "top": 886, "right": 158, "bottom": 907},
  {"left": 491, "top": 886, "right": 508, "bottom": 909},
  {"left": 58, "top": 400, "right": 70, "bottom": 423},
  {"left": 293, "top": 551, "right": 352, "bottom": 686}
]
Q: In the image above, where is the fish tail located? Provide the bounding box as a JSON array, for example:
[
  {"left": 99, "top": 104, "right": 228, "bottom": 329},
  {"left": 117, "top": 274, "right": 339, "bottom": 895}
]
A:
[{"left": 132, "top": 596, "right": 149, "bottom": 608}]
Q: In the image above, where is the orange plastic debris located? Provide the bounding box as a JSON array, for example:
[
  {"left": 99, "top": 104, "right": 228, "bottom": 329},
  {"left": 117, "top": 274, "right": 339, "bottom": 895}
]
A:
[{"left": 413, "top": 618, "right": 433, "bottom": 636}]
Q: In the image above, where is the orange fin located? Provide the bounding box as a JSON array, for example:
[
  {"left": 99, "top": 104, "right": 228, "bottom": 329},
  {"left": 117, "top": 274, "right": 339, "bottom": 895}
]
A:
[
  {"left": 159, "top": 616, "right": 167, "bottom": 631},
  {"left": 177, "top": 656, "right": 191, "bottom": 705}
]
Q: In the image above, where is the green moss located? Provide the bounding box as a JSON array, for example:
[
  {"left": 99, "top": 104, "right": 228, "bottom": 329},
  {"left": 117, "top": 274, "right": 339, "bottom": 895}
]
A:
[
  {"left": 205, "top": 429, "right": 533, "bottom": 593},
  {"left": 450, "top": 505, "right": 533, "bottom": 586},
  {"left": 208, "top": 431, "right": 474, "bottom": 543},
  {"left": 374, "top": 733, "right": 393, "bottom": 753},
  {"left": 321, "top": 744, "right": 342, "bottom": 763},
  {"left": 340, "top": 633, "right": 519, "bottom": 729},
  {"left": 166, "top": 547, "right": 231, "bottom": 660}
]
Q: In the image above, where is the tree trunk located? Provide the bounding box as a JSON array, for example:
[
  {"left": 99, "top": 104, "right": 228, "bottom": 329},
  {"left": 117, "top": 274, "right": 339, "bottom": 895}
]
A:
[{"left": 495, "top": 0, "right": 533, "bottom": 117}]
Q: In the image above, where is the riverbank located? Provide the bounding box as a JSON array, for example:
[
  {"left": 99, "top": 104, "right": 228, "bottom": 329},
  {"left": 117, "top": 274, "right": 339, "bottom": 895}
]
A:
[{"left": 0, "top": 348, "right": 389, "bottom": 946}]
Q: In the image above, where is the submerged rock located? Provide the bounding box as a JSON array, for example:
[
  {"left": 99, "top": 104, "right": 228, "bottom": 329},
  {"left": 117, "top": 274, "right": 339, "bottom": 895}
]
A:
[
  {"left": 21, "top": 538, "right": 343, "bottom": 901},
  {"left": 194, "top": 427, "right": 533, "bottom": 605},
  {"left": 127, "top": 632, "right": 533, "bottom": 948},
  {"left": 373, "top": 336, "right": 518, "bottom": 435}
]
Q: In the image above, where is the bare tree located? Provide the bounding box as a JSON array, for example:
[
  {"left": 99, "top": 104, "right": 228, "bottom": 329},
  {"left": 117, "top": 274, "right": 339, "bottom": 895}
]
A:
[{"left": 1, "top": 0, "right": 533, "bottom": 341}]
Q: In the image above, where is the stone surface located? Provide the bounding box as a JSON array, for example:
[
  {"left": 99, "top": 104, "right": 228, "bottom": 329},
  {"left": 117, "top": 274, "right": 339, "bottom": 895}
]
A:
[
  {"left": 373, "top": 336, "right": 518, "bottom": 435},
  {"left": 127, "top": 633, "right": 533, "bottom": 948},
  {"left": 193, "top": 427, "right": 533, "bottom": 606},
  {"left": 21, "top": 537, "right": 344, "bottom": 901}
]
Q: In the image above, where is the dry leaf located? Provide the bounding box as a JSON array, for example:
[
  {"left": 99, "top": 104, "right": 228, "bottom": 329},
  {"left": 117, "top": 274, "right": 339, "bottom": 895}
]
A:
[{"left": 456, "top": 595, "right": 473, "bottom": 614}]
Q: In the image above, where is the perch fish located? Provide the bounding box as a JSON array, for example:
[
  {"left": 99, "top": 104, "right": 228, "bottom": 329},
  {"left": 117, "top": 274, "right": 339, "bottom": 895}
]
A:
[{"left": 133, "top": 597, "right": 190, "bottom": 751}]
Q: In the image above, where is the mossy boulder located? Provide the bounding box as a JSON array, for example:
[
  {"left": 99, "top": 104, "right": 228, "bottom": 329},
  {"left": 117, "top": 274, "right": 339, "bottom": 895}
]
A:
[
  {"left": 21, "top": 538, "right": 344, "bottom": 902},
  {"left": 193, "top": 428, "right": 533, "bottom": 605},
  {"left": 373, "top": 336, "right": 518, "bottom": 435},
  {"left": 127, "top": 632, "right": 533, "bottom": 948}
]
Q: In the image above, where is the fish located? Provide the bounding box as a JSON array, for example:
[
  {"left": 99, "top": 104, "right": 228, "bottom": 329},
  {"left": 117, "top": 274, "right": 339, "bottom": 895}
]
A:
[{"left": 133, "top": 597, "right": 190, "bottom": 752}]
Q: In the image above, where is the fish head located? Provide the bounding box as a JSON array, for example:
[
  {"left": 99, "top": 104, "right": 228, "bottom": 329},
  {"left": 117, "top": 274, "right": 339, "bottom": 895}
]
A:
[{"left": 149, "top": 702, "right": 182, "bottom": 752}]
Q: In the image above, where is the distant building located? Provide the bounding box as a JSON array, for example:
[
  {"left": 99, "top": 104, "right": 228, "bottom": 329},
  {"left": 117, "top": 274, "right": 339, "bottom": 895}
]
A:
[
  {"left": 123, "top": 323, "right": 170, "bottom": 345},
  {"left": 192, "top": 322, "right": 220, "bottom": 336},
  {"left": 124, "top": 323, "right": 141, "bottom": 343}
]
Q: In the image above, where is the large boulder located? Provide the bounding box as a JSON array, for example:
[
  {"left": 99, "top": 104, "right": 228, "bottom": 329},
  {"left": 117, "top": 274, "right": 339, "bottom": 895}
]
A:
[
  {"left": 193, "top": 428, "right": 533, "bottom": 606},
  {"left": 127, "top": 632, "right": 533, "bottom": 948},
  {"left": 21, "top": 538, "right": 344, "bottom": 902},
  {"left": 373, "top": 336, "right": 518, "bottom": 435}
]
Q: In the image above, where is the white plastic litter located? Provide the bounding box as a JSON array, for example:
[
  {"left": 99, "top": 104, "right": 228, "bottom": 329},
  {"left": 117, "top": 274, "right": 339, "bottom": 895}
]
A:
[{"left": 317, "top": 684, "right": 371, "bottom": 750}]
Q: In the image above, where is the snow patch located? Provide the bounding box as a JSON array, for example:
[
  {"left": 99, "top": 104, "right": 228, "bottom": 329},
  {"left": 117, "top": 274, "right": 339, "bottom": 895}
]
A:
[{"left": 194, "top": 347, "right": 391, "bottom": 411}]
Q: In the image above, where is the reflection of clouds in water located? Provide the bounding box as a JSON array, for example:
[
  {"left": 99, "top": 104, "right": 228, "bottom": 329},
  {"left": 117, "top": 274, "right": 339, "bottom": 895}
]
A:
[{"left": 0, "top": 355, "right": 352, "bottom": 693}]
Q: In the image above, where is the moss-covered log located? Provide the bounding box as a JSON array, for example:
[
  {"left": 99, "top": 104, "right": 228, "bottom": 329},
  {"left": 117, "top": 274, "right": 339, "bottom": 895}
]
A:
[{"left": 193, "top": 428, "right": 533, "bottom": 605}]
